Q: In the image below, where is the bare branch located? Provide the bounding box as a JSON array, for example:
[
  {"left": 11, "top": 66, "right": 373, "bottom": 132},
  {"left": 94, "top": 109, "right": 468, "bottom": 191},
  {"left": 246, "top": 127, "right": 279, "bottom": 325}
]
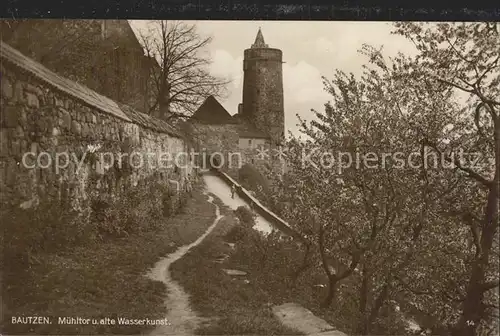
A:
[
  {"left": 481, "top": 279, "right": 500, "bottom": 292},
  {"left": 423, "top": 139, "right": 493, "bottom": 188},
  {"left": 139, "top": 20, "right": 228, "bottom": 119}
]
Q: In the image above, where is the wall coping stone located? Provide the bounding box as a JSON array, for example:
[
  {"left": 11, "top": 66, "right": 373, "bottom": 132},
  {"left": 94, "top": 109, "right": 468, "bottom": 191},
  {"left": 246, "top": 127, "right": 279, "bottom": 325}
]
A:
[
  {"left": 119, "top": 103, "right": 182, "bottom": 138},
  {"left": 1, "top": 41, "right": 185, "bottom": 139}
]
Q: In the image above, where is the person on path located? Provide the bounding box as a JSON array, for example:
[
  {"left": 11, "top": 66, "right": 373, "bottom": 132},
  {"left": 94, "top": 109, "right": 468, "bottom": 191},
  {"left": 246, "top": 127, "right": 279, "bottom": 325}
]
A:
[
  {"left": 186, "top": 175, "right": 193, "bottom": 195},
  {"left": 231, "top": 184, "right": 236, "bottom": 199}
]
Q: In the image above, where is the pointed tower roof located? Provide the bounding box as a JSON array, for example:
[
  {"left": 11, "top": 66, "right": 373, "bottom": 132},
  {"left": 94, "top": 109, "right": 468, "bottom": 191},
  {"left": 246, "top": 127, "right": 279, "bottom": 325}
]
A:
[{"left": 251, "top": 27, "right": 268, "bottom": 48}]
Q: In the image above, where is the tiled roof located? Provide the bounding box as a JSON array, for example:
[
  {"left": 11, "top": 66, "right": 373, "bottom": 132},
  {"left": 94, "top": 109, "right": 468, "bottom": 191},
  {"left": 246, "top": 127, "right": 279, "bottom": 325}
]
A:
[
  {"left": 252, "top": 28, "right": 269, "bottom": 48},
  {"left": 191, "top": 96, "right": 270, "bottom": 139},
  {"left": 0, "top": 41, "right": 131, "bottom": 122},
  {"left": 192, "top": 95, "right": 237, "bottom": 124}
]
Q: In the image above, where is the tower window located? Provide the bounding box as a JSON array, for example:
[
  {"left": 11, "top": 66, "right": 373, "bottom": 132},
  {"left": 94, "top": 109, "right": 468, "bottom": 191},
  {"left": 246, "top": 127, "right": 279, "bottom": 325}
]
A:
[{"left": 248, "top": 139, "right": 252, "bottom": 145}]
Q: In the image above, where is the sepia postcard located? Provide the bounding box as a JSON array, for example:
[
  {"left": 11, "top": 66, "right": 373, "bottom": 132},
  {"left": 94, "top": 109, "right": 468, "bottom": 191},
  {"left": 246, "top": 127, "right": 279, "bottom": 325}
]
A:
[{"left": 0, "top": 17, "right": 498, "bottom": 336}]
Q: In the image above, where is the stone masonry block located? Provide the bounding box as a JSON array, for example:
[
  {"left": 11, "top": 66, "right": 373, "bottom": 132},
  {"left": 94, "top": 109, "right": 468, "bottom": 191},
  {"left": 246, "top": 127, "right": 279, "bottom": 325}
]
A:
[
  {"left": 19, "top": 108, "right": 27, "bottom": 125},
  {"left": 3, "top": 105, "right": 21, "bottom": 128},
  {"left": 25, "top": 83, "right": 43, "bottom": 97},
  {"left": 59, "top": 108, "right": 71, "bottom": 130},
  {"left": 81, "top": 124, "right": 90, "bottom": 137},
  {"left": 14, "top": 125, "right": 24, "bottom": 138},
  {"left": 10, "top": 139, "right": 22, "bottom": 157},
  {"left": 1, "top": 76, "right": 13, "bottom": 100},
  {"left": 12, "top": 81, "right": 24, "bottom": 103},
  {"left": 5, "top": 158, "right": 19, "bottom": 187},
  {"left": 26, "top": 92, "right": 40, "bottom": 108},
  {"left": 35, "top": 118, "right": 48, "bottom": 134},
  {"left": 55, "top": 96, "right": 65, "bottom": 107},
  {"left": 71, "top": 121, "right": 82, "bottom": 135},
  {"left": 0, "top": 129, "right": 8, "bottom": 157}
]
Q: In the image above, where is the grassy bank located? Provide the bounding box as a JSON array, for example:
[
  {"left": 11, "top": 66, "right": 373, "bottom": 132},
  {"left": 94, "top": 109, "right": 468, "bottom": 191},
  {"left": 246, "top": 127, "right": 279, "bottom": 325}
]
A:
[
  {"left": 2, "top": 188, "right": 216, "bottom": 335},
  {"left": 170, "top": 199, "right": 307, "bottom": 335},
  {"left": 170, "top": 194, "right": 410, "bottom": 336}
]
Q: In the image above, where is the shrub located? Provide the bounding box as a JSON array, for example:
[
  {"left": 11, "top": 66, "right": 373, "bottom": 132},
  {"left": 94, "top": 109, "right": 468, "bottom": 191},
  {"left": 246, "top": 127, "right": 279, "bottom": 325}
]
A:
[
  {"left": 90, "top": 179, "right": 171, "bottom": 239},
  {"left": 176, "top": 194, "right": 189, "bottom": 214},
  {"left": 3, "top": 175, "right": 190, "bottom": 267},
  {"left": 161, "top": 188, "right": 173, "bottom": 217},
  {"left": 234, "top": 205, "right": 256, "bottom": 227},
  {"left": 225, "top": 225, "right": 248, "bottom": 242},
  {"left": 2, "top": 201, "right": 91, "bottom": 269},
  {"left": 238, "top": 163, "right": 270, "bottom": 195}
]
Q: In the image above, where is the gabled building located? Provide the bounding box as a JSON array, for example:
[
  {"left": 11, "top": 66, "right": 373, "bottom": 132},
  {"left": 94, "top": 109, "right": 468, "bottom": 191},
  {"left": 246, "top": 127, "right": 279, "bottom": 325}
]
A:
[{"left": 190, "top": 28, "right": 285, "bottom": 178}]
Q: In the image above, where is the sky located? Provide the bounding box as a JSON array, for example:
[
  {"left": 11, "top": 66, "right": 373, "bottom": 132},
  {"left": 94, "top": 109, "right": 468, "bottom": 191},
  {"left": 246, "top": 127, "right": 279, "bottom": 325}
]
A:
[{"left": 130, "top": 21, "right": 417, "bottom": 136}]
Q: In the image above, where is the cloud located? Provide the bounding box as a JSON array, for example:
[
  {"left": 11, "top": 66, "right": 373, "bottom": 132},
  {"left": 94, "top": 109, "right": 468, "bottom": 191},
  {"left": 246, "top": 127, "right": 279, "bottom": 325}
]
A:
[
  {"left": 133, "top": 20, "right": 420, "bottom": 138},
  {"left": 314, "top": 37, "right": 336, "bottom": 54},
  {"left": 209, "top": 49, "right": 243, "bottom": 114},
  {"left": 283, "top": 61, "right": 329, "bottom": 136},
  {"left": 283, "top": 60, "right": 328, "bottom": 104},
  {"left": 210, "top": 49, "right": 243, "bottom": 91}
]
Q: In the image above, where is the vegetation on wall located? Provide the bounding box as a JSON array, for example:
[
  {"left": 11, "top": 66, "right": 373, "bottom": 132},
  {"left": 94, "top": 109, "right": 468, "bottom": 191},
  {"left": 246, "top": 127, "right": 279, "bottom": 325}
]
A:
[
  {"left": 239, "top": 163, "right": 271, "bottom": 195},
  {"left": 1, "top": 168, "right": 197, "bottom": 335}
]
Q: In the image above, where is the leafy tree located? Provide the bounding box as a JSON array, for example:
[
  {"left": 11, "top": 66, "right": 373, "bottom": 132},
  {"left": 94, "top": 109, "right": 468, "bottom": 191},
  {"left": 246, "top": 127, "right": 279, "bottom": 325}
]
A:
[
  {"left": 275, "top": 21, "right": 499, "bottom": 336},
  {"left": 389, "top": 22, "right": 499, "bottom": 336}
]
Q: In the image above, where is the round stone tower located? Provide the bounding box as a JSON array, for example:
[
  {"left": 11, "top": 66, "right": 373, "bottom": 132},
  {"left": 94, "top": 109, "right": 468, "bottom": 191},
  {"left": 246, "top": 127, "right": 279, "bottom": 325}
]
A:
[{"left": 242, "top": 28, "right": 284, "bottom": 145}]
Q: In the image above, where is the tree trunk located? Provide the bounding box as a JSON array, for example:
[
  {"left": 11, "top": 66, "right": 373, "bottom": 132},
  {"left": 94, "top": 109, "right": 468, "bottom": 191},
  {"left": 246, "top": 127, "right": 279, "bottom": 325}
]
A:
[
  {"left": 454, "top": 177, "right": 499, "bottom": 336},
  {"left": 159, "top": 96, "right": 170, "bottom": 121},
  {"left": 366, "top": 282, "right": 390, "bottom": 332},
  {"left": 290, "top": 242, "right": 312, "bottom": 285},
  {"left": 357, "top": 262, "right": 371, "bottom": 334},
  {"left": 158, "top": 79, "right": 171, "bottom": 120},
  {"left": 321, "top": 275, "right": 339, "bottom": 308},
  {"left": 317, "top": 224, "right": 338, "bottom": 308},
  {"left": 454, "top": 225, "right": 495, "bottom": 336}
]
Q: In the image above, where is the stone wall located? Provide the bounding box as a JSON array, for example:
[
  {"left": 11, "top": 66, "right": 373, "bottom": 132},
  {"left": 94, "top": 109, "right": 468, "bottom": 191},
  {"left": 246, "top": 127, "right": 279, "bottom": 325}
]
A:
[
  {"left": 189, "top": 122, "right": 242, "bottom": 176},
  {"left": 0, "top": 19, "right": 150, "bottom": 113},
  {"left": 238, "top": 137, "right": 267, "bottom": 150},
  {"left": 189, "top": 122, "right": 285, "bottom": 182},
  {"left": 0, "top": 42, "right": 193, "bottom": 215}
]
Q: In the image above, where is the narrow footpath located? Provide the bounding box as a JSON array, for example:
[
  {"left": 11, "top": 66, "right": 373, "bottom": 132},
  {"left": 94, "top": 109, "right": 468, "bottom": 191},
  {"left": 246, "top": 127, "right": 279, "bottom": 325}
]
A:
[
  {"left": 146, "top": 174, "right": 347, "bottom": 336},
  {"left": 202, "top": 172, "right": 274, "bottom": 234},
  {"left": 146, "top": 191, "right": 223, "bottom": 335}
]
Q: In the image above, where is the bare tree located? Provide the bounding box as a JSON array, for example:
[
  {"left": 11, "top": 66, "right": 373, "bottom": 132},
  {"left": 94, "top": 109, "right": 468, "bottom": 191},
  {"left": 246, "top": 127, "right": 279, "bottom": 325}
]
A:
[{"left": 138, "top": 20, "right": 230, "bottom": 121}]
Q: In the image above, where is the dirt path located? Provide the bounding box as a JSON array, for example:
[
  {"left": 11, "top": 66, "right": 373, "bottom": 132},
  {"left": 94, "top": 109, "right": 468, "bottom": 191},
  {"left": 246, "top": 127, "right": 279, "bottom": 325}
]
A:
[
  {"left": 202, "top": 172, "right": 273, "bottom": 234},
  {"left": 146, "top": 191, "right": 223, "bottom": 336}
]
